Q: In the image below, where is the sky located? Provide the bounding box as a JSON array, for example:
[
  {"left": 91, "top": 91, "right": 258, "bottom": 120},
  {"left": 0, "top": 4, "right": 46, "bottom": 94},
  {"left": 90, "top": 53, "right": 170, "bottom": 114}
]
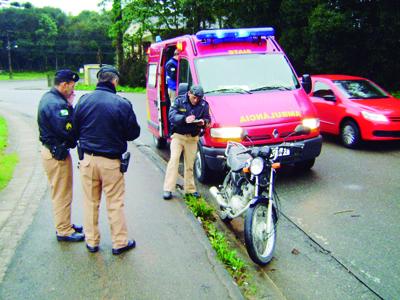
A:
[{"left": 26, "top": 0, "right": 110, "bottom": 15}]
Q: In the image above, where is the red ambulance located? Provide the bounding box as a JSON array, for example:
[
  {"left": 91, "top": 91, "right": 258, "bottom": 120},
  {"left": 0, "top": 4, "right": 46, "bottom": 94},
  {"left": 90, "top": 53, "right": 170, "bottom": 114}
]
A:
[{"left": 146, "top": 27, "right": 322, "bottom": 182}]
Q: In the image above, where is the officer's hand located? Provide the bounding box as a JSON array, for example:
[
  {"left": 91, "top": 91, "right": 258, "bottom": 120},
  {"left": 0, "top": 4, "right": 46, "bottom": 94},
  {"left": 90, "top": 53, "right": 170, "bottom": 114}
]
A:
[{"left": 186, "top": 115, "right": 196, "bottom": 123}]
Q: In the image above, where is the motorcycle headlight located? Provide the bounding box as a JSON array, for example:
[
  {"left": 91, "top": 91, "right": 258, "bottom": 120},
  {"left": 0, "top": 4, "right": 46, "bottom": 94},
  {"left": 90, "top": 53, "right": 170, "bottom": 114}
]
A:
[
  {"left": 250, "top": 157, "right": 264, "bottom": 175},
  {"left": 361, "top": 111, "right": 389, "bottom": 122}
]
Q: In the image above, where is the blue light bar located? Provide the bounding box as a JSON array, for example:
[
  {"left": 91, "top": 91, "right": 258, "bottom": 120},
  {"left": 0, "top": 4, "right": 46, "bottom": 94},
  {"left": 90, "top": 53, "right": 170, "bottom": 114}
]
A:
[{"left": 196, "top": 27, "right": 275, "bottom": 41}]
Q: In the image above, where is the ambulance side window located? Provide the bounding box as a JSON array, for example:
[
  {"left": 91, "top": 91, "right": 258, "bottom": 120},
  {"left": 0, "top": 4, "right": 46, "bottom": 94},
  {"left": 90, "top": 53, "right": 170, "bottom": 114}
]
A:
[
  {"left": 147, "top": 64, "right": 157, "bottom": 88},
  {"left": 178, "top": 59, "right": 193, "bottom": 87}
]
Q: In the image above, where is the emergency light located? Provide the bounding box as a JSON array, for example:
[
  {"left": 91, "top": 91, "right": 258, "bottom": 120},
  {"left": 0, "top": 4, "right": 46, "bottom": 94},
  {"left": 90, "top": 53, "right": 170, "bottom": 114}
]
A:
[{"left": 196, "top": 27, "right": 275, "bottom": 42}]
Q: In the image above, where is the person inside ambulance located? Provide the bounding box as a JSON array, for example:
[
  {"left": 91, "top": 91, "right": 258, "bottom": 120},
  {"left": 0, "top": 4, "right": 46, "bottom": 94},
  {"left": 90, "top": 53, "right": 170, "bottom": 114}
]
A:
[
  {"left": 163, "top": 85, "right": 211, "bottom": 200},
  {"left": 165, "top": 49, "right": 179, "bottom": 102}
]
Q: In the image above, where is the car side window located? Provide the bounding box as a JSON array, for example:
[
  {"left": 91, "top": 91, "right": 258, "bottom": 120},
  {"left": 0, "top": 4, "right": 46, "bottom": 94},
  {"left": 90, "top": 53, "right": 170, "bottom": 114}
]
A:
[
  {"left": 178, "top": 58, "right": 193, "bottom": 87},
  {"left": 312, "top": 81, "right": 334, "bottom": 98}
]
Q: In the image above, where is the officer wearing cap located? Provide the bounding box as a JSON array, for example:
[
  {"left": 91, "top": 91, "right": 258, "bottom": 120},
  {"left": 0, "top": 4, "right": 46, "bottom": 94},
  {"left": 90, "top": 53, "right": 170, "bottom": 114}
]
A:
[
  {"left": 163, "top": 84, "right": 211, "bottom": 200},
  {"left": 37, "top": 69, "right": 84, "bottom": 242},
  {"left": 74, "top": 65, "right": 140, "bottom": 255}
]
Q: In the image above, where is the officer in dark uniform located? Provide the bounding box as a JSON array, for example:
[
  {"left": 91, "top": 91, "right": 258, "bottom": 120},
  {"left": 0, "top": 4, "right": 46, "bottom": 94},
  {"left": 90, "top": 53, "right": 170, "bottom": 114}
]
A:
[
  {"left": 37, "top": 69, "right": 84, "bottom": 242},
  {"left": 74, "top": 65, "right": 140, "bottom": 255},
  {"left": 165, "top": 49, "right": 179, "bottom": 101},
  {"left": 163, "top": 85, "right": 211, "bottom": 200}
]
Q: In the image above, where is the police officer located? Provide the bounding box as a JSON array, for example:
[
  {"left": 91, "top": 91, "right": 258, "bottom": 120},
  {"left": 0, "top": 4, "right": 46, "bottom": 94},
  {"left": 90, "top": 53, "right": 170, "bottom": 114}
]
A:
[
  {"left": 37, "top": 69, "right": 84, "bottom": 242},
  {"left": 165, "top": 49, "right": 179, "bottom": 101},
  {"left": 74, "top": 65, "right": 140, "bottom": 255},
  {"left": 163, "top": 85, "right": 211, "bottom": 200}
]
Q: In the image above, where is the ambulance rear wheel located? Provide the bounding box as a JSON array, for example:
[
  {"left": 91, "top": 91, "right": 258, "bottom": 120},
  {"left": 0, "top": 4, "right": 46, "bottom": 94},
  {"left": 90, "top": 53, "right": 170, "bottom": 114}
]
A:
[
  {"left": 153, "top": 135, "right": 167, "bottom": 149},
  {"left": 195, "top": 147, "right": 211, "bottom": 183}
]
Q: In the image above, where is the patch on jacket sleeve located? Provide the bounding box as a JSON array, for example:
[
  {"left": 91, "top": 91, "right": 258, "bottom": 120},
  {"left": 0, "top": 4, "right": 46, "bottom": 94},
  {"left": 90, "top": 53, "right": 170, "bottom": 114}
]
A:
[{"left": 60, "top": 109, "right": 69, "bottom": 117}]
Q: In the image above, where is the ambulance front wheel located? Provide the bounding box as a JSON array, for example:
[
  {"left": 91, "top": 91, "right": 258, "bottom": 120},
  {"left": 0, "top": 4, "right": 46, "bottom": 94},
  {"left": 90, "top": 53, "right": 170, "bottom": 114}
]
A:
[
  {"left": 195, "top": 147, "right": 211, "bottom": 183},
  {"left": 153, "top": 135, "right": 167, "bottom": 149}
]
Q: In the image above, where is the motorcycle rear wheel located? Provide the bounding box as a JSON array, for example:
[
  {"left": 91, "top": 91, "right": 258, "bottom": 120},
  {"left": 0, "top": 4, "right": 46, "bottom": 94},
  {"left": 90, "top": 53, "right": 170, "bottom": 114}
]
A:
[{"left": 244, "top": 200, "right": 277, "bottom": 265}]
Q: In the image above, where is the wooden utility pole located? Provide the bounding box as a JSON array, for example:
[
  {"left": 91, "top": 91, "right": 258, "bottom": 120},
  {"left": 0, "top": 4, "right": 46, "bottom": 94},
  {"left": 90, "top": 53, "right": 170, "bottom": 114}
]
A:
[{"left": 6, "top": 32, "right": 13, "bottom": 79}]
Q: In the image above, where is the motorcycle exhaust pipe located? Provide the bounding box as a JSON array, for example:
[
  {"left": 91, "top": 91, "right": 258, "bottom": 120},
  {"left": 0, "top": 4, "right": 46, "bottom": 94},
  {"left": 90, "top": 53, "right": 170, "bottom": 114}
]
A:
[{"left": 209, "top": 186, "right": 228, "bottom": 208}]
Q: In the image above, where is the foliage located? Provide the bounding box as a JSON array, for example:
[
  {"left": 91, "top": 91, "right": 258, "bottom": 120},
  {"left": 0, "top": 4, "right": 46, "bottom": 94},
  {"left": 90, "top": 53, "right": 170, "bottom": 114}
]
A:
[
  {"left": 75, "top": 82, "right": 145, "bottom": 93},
  {"left": 0, "top": 5, "right": 113, "bottom": 72},
  {"left": 391, "top": 91, "right": 400, "bottom": 99},
  {"left": 0, "top": 116, "right": 19, "bottom": 191},
  {"left": 205, "top": 222, "right": 247, "bottom": 283},
  {"left": 184, "top": 194, "right": 254, "bottom": 294},
  {"left": 185, "top": 194, "right": 214, "bottom": 220},
  {"left": 1, "top": 1, "right": 399, "bottom": 89}
]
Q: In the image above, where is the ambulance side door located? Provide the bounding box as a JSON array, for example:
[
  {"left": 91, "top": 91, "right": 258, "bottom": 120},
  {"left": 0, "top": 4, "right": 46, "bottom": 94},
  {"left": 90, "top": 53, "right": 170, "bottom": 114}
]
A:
[
  {"left": 177, "top": 58, "right": 193, "bottom": 97},
  {"left": 146, "top": 63, "right": 159, "bottom": 132}
]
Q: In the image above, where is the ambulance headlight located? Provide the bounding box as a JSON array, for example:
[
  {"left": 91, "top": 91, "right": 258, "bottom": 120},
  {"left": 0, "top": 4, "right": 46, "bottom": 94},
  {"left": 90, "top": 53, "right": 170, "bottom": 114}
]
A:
[
  {"left": 210, "top": 127, "right": 244, "bottom": 139},
  {"left": 250, "top": 157, "right": 264, "bottom": 175},
  {"left": 302, "top": 118, "right": 320, "bottom": 130}
]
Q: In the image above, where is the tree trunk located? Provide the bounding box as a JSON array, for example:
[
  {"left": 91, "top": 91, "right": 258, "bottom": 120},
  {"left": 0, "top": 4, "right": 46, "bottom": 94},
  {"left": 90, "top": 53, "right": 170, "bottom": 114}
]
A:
[{"left": 112, "top": 0, "right": 124, "bottom": 69}]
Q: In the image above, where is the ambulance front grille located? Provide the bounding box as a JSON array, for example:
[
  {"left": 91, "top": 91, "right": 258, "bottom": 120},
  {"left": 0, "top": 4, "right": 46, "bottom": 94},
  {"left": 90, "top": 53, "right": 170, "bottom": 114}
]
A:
[
  {"left": 249, "top": 134, "right": 272, "bottom": 141},
  {"left": 389, "top": 116, "right": 400, "bottom": 122}
]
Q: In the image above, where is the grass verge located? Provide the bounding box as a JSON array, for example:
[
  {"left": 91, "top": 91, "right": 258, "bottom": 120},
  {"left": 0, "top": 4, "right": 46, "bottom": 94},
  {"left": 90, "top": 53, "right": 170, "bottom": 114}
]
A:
[
  {"left": 75, "top": 82, "right": 145, "bottom": 93},
  {"left": 0, "top": 116, "right": 19, "bottom": 191},
  {"left": 0, "top": 71, "right": 47, "bottom": 80},
  {"left": 184, "top": 194, "right": 256, "bottom": 297}
]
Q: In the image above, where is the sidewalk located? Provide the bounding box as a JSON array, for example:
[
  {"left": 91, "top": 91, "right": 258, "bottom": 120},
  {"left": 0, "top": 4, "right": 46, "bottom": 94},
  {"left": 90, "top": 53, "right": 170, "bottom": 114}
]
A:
[{"left": 0, "top": 106, "right": 243, "bottom": 299}]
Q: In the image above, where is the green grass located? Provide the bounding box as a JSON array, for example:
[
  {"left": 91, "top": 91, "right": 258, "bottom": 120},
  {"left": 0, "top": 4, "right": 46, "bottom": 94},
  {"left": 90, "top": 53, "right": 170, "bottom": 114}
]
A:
[
  {"left": 0, "top": 71, "right": 48, "bottom": 80},
  {"left": 0, "top": 117, "right": 19, "bottom": 191},
  {"left": 75, "top": 82, "right": 145, "bottom": 93},
  {"left": 184, "top": 194, "right": 254, "bottom": 295}
]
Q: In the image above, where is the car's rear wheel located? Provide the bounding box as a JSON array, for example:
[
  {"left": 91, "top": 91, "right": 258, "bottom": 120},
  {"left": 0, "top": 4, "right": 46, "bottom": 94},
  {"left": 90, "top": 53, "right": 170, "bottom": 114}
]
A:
[{"left": 341, "top": 120, "right": 361, "bottom": 148}]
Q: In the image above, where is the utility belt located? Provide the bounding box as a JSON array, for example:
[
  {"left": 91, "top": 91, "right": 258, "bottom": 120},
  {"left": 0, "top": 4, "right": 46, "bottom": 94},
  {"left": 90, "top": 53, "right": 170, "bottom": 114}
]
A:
[
  {"left": 173, "top": 129, "right": 201, "bottom": 137},
  {"left": 82, "top": 149, "right": 121, "bottom": 160},
  {"left": 77, "top": 146, "right": 130, "bottom": 173},
  {"left": 44, "top": 143, "right": 69, "bottom": 161}
]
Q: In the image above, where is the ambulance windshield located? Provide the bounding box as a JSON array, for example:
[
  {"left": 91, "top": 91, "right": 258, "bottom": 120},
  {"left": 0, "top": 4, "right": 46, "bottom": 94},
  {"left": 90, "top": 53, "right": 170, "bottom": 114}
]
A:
[{"left": 195, "top": 54, "right": 300, "bottom": 95}]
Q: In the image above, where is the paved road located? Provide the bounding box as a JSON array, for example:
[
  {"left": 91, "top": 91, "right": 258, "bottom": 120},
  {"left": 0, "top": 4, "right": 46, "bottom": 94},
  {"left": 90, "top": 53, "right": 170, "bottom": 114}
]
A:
[
  {"left": 0, "top": 80, "right": 245, "bottom": 299},
  {"left": 124, "top": 88, "right": 400, "bottom": 299}
]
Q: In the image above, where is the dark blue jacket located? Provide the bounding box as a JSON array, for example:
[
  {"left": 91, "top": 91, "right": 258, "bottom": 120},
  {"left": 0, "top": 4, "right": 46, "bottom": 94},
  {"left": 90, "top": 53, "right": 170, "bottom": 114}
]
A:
[
  {"left": 37, "top": 88, "right": 76, "bottom": 149},
  {"left": 73, "top": 82, "right": 140, "bottom": 158},
  {"left": 165, "top": 57, "right": 178, "bottom": 90},
  {"left": 169, "top": 93, "right": 210, "bottom": 136}
]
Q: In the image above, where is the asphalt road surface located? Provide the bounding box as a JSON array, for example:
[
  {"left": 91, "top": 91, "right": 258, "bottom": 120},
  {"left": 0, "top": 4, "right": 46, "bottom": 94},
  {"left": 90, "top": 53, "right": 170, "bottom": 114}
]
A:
[{"left": 0, "top": 80, "right": 399, "bottom": 299}]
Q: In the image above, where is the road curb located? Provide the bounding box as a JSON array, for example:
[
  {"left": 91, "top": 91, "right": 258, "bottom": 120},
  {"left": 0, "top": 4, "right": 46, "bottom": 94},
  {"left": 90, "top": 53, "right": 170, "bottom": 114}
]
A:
[{"left": 0, "top": 105, "right": 47, "bottom": 283}]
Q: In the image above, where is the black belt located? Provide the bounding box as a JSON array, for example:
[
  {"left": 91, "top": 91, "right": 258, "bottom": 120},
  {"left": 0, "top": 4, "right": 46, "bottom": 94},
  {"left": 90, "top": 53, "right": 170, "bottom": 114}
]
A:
[
  {"left": 84, "top": 150, "right": 121, "bottom": 160},
  {"left": 43, "top": 143, "right": 68, "bottom": 151}
]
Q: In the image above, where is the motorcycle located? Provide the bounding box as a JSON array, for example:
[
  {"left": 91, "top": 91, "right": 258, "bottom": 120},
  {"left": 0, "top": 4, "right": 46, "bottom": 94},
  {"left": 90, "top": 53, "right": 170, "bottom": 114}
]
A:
[{"left": 209, "top": 125, "right": 310, "bottom": 265}]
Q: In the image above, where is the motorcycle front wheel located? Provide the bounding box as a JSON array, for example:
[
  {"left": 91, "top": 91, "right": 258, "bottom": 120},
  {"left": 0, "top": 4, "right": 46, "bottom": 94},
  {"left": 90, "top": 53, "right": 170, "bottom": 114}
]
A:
[{"left": 244, "top": 200, "right": 277, "bottom": 265}]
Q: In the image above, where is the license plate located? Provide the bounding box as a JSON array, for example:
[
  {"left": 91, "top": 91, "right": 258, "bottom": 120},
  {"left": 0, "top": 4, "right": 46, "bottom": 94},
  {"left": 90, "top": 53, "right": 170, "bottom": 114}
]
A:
[{"left": 272, "top": 147, "right": 290, "bottom": 157}]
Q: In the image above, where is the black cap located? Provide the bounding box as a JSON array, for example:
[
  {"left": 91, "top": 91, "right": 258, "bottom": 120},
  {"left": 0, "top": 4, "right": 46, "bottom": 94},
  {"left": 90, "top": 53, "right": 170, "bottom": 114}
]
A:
[
  {"left": 189, "top": 85, "right": 204, "bottom": 97},
  {"left": 97, "top": 65, "right": 120, "bottom": 78},
  {"left": 55, "top": 69, "right": 80, "bottom": 83}
]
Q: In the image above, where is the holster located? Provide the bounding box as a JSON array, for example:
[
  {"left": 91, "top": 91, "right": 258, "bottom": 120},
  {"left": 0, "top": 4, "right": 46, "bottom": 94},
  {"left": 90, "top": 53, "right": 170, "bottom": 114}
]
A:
[
  {"left": 77, "top": 144, "right": 84, "bottom": 160},
  {"left": 120, "top": 152, "right": 131, "bottom": 173},
  {"left": 51, "top": 144, "right": 69, "bottom": 161}
]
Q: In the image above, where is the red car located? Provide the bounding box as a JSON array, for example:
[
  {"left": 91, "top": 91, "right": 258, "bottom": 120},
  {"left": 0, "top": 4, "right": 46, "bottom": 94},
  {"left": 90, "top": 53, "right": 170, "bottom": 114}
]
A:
[{"left": 308, "top": 74, "right": 400, "bottom": 148}]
